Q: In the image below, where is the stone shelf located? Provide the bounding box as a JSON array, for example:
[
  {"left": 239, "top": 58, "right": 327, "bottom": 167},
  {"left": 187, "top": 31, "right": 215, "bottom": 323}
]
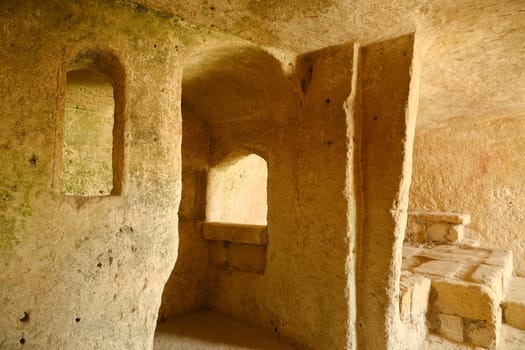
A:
[{"left": 203, "top": 222, "right": 268, "bottom": 245}]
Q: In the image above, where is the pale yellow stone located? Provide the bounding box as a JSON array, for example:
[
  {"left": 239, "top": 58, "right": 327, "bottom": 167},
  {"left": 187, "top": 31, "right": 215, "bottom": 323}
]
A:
[
  {"left": 431, "top": 279, "right": 496, "bottom": 321},
  {"left": 410, "top": 275, "right": 431, "bottom": 315},
  {"left": 403, "top": 244, "right": 423, "bottom": 258},
  {"left": 438, "top": 314, "right": 464, "bottom": 343},
  {"left": 469, "top": 264, "right": 505, "bottom": 298},
  {"left": 427, "top": 223, "right": 449, "bottom": 242},
  {"left": 414, "top": 260, "right": 462, "bottom": 278},
  {"left": 203, "top": 222, "right": 268, "bottom": 245},
  {"left": 485, "top": 250, "right": 513, "bottom": 288},
  {"left": 503, "top": 277, "right": 525, "bottom": 330},
  {"left": 464, "top": 319, "right": 499, "bottom": 348},
  {"left": 409, "top": 211, "right": 471, "bottom": 225},
  {"left": 406, "top": 216, "right": 426, "bottom": 243},
  {"left": 446, "top": 225, "right": 465, "bottom": 243},
  {"left": 400, "top": 283, "right": 412, "bottom": 320},
  {"left": 418, "top": 248, "right": 483, "bottom": 265}
]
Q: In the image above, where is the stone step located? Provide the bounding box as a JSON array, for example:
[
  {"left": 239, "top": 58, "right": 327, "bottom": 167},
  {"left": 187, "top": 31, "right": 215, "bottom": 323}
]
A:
[{"left": 502, "top": 277, "right": 525, "bottom": 330}]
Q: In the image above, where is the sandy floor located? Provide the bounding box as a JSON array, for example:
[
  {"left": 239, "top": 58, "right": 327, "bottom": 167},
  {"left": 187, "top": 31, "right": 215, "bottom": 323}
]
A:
[
  {"left": 155, "top": 310, "right": 525, "bottom": 350},
  {"left": 154, "top": 310, "right": 297, "bottom": 350}
]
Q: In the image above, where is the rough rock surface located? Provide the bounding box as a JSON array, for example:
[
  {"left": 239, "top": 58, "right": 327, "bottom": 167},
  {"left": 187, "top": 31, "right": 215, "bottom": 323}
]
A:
[
  {"left": 1, "top": 0, "right": 524, "bottom": 349},
  {"left": 410, "top": 117, "right": 525, "bottom": 277}
]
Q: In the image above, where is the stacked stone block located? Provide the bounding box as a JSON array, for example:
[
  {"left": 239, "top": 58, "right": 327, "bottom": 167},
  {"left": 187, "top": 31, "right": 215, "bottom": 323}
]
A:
[
  {"left": 406, "top": 211, "right": 470, "bottom": 244},
  {"left": 402, "top": 243, "right": 514, "bottom": 348}
]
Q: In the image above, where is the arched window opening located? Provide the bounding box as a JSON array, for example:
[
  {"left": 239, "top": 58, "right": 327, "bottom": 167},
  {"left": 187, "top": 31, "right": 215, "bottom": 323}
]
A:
[
  {"left": 60, "top": 50, "right": 124, "bottom": 196},
  {"left": 206, "top": 153, "right": 268, "bottom": 225}
]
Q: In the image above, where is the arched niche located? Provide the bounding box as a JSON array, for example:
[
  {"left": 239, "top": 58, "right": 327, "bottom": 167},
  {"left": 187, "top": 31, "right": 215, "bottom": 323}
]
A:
[
  {"left": 57, "top": 49, "right": 125, "bottom": 196},
  {"left": 206, "top": 152, "right": 268, "bottom": 226}
]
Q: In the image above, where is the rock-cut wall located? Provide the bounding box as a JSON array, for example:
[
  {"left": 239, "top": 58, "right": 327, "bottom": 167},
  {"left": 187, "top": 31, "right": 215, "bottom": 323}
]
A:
[
  {"left": 410, "top": 115, "right": 525, "bottom": 277},
  {"left": 0, "top": 1, "right": 185, "bottom": 348}
]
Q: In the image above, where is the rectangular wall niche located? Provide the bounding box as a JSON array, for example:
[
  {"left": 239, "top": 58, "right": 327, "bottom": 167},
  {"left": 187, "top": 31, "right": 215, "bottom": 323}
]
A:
[
  {"left": 206, "top": 153, "right": 268, "bottom": 225},
  {"left": 61, "top": 69, "right": 116, "bottom": 196},
  {"left": 204, "top": 153, "right": 269, "bottom": 273}
]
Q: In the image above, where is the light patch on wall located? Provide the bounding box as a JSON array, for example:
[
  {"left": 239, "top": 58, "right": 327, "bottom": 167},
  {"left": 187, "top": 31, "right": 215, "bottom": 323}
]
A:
[
  {"left": 206, "top": 153, "right": 268, "bottom": 225},
  {"left": 61, "top": 69, "right": 115, "bottom": 196}
]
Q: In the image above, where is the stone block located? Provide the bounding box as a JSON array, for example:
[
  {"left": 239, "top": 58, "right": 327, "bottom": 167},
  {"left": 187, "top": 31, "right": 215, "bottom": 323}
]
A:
[
  {"left": 438, "top": 313, "right": 464, "bottom": 343},
  {"left": 409, "top": 211, "right": 471, "bottom": 225},
  {"left": 400, "top": 272, "right": 431, "bottom": 320},
  {"left": 228, "top": 243, "right": 267, "bottom": 273},
  {"left": 399, "top": 282, "right": 412, "bottom": 320},
  {"left": 403, "top": 244, "right": 422, "bottom": 258},
  {"left": 454, "top": 263, "right": 479, "bottom": 280},
  {"left": 418, "top": 248, "right": 483, "bottom": 265},
  {"left": 503, "top": 301, "right": 525, "bottom": 330},
  {"left": 406, "top": 216, "right": 426, "bottom": 243},
  {"left": 464, "top": 318, "right": 499, "bottom": 348},
  {"left": 446, "top": 224, "right": 465, "bottom": 243},
  {"left": 469, "top": 264, "right": 505, "bottom": 298},
  {"left": 402, "top": 255, "right": 426, "bottom": 270},
  {"left": 452, "top": 245, "right": 491, "bottom": 258},
  {"left": 427, "top": 223, "right": 449, "bottom": 242},
  {"left": 410, "top": 274, "right": 431, "bottom": 315},
  {"left": 414, "top": 260, "right": 462, "bottom": 278},
  {"left": 502, "top": 277, "right": 525, "bottom": 330},
  {"left": 485, "top": 250, "right": 513, "bottom": 288},
  {"left": 431, "top": 279, "right": 497, "bottom": 321}
]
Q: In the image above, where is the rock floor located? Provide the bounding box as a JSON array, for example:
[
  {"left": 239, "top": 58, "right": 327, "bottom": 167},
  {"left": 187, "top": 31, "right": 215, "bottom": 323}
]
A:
[{"left": 154, "top": 310, "right": 297, "bottom": 350}]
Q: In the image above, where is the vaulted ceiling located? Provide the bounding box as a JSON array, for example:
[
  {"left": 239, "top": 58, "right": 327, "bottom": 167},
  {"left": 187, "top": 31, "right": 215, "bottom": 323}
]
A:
[{"left": 135, "top": 0, "right": 525, "bottom": 128}]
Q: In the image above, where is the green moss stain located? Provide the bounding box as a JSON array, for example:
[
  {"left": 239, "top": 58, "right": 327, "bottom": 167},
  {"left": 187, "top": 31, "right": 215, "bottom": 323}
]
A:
[
  {"left": 0, "top": 215, "right": 18, "bottom": 251},
  {"left": 0, "top": 150, "right": 38, "bottom": 253},
  {"left": 62, "top": 69, "right": 114, "bottom": 196}
]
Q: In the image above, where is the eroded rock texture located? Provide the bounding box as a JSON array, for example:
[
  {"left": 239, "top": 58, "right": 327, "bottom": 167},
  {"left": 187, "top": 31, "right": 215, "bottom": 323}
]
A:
[{"left": 0, "top": 0, "right": 524, "bottom": 350}]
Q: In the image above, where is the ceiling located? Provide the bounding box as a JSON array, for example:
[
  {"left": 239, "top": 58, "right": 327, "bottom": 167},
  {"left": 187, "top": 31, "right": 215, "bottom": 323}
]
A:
[{"left": 134, "top": 0, "right": 525, "bottom": 128}]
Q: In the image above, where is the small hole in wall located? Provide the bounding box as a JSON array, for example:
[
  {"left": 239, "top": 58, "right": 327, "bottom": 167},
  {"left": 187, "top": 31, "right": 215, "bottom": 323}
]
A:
[
  {"left": 325, "top": 98, "right": 331, "bottom": 104},
  {"left": 96, "top": 262, "right": 102, "bottom": 268},
  {"left": 153, "top": 43, "right": 157, "bottom": 48},
  {"left": 75, "top": 317, "right": 80, "bottom": 322},
  {"left": 28, "top": 154, "right": 37, "bottom": 167},
  {"left": 19, "top": 338, "right": 26, "bottom": 345},
  {"left": 210, "top": 6, "right": 215, "bottom": 10},
  {"left": 19, "top": 312, "right": 29, "bottom": 322}
]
